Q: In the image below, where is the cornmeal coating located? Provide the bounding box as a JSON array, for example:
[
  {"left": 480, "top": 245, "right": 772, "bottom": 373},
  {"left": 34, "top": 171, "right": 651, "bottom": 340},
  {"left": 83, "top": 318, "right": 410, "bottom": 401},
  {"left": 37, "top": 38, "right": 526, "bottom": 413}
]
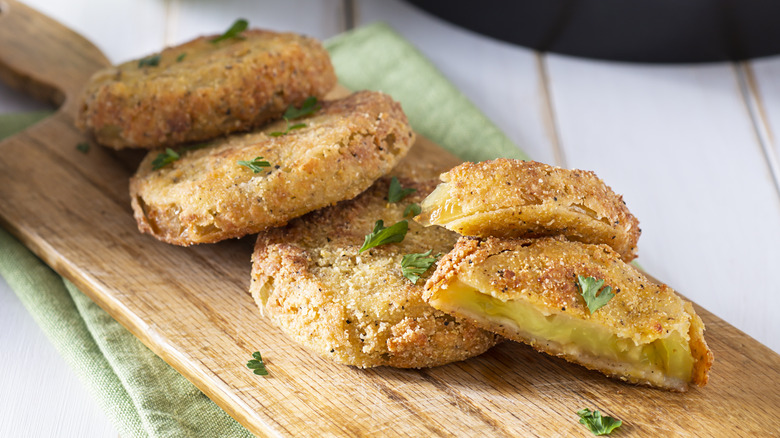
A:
[
  {"left": 130, "top": 91, "right": 414, "bottom": 246},
  {"left": 77, "top": 29, "right": 336, "bottom": 149},
  {"left": 416, "top": 159, "right": 641, "bottom": 261},
  {"left": 425, "top": 236, "right": 712, "bottom": 391},
  {"left": 250, "top": 177, "right": 500, "bottom": 368}
]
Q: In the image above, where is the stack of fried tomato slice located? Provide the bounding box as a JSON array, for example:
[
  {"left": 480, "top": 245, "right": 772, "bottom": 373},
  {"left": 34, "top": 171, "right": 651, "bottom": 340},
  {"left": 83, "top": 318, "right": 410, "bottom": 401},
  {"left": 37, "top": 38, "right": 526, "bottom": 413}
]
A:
[{"left": 417, "top": 159, "right": 713, "bottom": 392}]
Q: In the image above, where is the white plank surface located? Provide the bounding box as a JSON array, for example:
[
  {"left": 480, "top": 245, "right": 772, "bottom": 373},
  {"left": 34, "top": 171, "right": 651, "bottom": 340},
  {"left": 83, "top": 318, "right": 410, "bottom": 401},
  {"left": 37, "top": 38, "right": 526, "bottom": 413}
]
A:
[
  {"left": 0, "top": 275, "right": 118, "bottom": 437},
  {"left": 544, "top": 55, "right": 780, "bottom": 352},
  {"left": 170, "top": 0, "right": 346, "bottom": 45},
  {"left": 3, "top": 0, "right": 780, "bottom": 436},
  {"left": 746, "top": 58, "right": 780, "bottom": 194},
  {"left": 18, "top": 0, "right": 168, "bottom": 64}
]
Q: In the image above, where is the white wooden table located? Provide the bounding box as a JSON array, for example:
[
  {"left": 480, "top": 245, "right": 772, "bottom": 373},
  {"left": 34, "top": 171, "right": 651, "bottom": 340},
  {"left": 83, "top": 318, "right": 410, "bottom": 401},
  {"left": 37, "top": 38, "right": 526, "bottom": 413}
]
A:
[{"left": 2, "top": 1, "right": 779, "bottom": 436}]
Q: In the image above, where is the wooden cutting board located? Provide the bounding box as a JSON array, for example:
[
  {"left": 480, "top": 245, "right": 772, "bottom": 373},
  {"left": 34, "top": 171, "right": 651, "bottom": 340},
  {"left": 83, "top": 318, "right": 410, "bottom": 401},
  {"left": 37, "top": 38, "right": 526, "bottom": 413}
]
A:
[{"left": 1, "top": 2, "right": 778, "bottom": 436}]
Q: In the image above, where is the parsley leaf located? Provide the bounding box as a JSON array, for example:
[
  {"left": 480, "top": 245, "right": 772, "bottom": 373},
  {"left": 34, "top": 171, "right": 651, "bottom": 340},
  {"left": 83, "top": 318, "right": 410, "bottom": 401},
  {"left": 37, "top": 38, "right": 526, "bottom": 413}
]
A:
[
  {"left": 288, "top": 122, "right": 308, "bottom": 131},
  {"left": 246, "top": 351, "right": 268, "bottom": 376},
  {"left": 269, "top": 122, "right": 307, "bottom": 137},
  {"left": 150, "top": 143, "right": 211, "bottom": 170},
  {"left": 404, "top": 203, "right": 421, "bottom": 218},
  {"left": 388, "top": 177, "right": 416, "bottom": 203},
  {"left": 138, "top": 54, "right": 161, "bottom": 68},
  {"left": 176, "top": 52, "right": 187, "bottom": 62},
  {"left": 577, "top": 275, "right": 616, "bottom": 314},
  {"left": 283, "top": 96, "right": 320, "bottom": 120},
  {"left": 151, "top": 148, "right": 180, "bottom": 170},
  {"left": 401, "top": 250, "right": 441, "bottom": 284},
  {"left": 359, "top": 220, "right": 408, "bottom": 253},
  {"left": 211, "top": 18, "right": 249, "bottom": 44},
  {"left": 76, "top": 142, "right": 90, "bottom": 154},
  {"left": 238, "top": 156, "right": 271, "bottom": 173},
  {"left": 577, "top": 408, "right": 622, "bottom": 435},
  {"left": 270, "top": 97, "right": 320, "bottom": 136}
]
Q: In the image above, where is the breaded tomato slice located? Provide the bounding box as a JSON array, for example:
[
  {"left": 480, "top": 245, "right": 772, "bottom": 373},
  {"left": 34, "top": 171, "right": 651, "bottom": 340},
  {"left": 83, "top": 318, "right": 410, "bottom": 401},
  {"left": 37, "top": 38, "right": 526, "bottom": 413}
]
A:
[
  {"left": 78, "top": 28, "right": 336, "bottom": 149},
  {"left": 250, "top": 176, "right": 500, "bottom": 368},
  {"left": 130, "top": 91, "right": 413, "bottom": 245},
  {"left": 416, "top": 159, "right": 641, "bottom": 261},
  {"left": 424, "top": 236, "right": 712, "bottom": 391}
]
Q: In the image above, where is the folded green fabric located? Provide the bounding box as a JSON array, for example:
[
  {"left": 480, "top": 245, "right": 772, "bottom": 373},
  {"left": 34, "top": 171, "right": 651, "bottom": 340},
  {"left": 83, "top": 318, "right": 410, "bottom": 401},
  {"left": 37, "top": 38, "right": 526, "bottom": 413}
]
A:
[
  {"left": 0, "top": 22, "right": 524, "bottom": 437},
  {"left": 0, "top": 111, "right": 49, "bottom": 139}
]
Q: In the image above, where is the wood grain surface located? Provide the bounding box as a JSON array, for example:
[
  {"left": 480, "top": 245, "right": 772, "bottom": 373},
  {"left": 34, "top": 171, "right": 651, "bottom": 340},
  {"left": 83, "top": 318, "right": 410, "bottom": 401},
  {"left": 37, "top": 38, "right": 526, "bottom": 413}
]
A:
[{"left": 1, "top": 2, "right": 779, "bottom": 436}]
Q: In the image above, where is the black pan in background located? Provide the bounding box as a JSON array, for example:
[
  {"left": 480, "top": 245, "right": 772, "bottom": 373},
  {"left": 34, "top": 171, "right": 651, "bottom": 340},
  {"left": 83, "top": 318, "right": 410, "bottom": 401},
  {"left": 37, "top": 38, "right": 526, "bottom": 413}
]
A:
[{"left": 406, "top": 0, "right": 780, "bottom": 63}]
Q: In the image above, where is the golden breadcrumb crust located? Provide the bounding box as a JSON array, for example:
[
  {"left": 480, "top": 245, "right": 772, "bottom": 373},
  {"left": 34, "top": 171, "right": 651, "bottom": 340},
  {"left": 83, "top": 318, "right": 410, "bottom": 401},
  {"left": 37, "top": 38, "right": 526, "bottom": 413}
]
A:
[
  {"left": 425, "top": 236, "right": 712, "bottom": 391},
  {"left": 416, "top": 159, "right": 641, "bottom": 261},
  {"left": 77, "top": 29, "right": 336, "bottom": 149},
  {"left": 250, "top": 177, "right": 500, "bottom": 368},
  {"left": 130, "top": 91, "right": 414, "bottom": 246}
]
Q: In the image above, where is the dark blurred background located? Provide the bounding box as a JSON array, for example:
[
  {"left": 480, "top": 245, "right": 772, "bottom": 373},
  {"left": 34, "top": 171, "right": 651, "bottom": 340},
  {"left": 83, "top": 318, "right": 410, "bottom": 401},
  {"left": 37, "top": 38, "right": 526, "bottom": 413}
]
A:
[{"left": 408, "top": 0, "right": 780, "bottom": 63}]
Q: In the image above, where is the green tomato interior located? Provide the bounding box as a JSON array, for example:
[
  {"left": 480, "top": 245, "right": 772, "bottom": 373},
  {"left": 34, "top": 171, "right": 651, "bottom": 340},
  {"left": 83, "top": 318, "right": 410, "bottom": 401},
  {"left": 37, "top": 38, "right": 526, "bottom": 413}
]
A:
[{"left": 434, "top": 280, "right": 693, "bottom": 383}]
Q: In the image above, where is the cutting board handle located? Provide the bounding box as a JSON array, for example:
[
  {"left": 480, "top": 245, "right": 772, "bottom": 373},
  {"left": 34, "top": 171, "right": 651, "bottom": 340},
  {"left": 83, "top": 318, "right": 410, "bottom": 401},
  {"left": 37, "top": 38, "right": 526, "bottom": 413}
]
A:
[
  {"left": 0, "top": 1, "right": 129, "bottom": 208},
  {"left": 0, "top": 0, "right": 110, "bottom": 115}
]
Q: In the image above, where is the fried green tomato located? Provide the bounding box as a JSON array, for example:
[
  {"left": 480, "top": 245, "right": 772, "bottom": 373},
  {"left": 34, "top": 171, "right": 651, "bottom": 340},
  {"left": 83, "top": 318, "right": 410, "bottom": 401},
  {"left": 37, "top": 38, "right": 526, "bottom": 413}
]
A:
[
  {"left": 424, "top": 236, "right": 712, "bottom": 391},
  {"left": 250, "top": 177, "right": 500, "bottom": 368},
  {"left": 416, "top": 159, "right": 641, "bottom": 261},
  {"left": 130, "top": 91, "right": 414, "bottom": 245},
  {"left": 77, "top": 29, "right": 336, "bottom": 149}
]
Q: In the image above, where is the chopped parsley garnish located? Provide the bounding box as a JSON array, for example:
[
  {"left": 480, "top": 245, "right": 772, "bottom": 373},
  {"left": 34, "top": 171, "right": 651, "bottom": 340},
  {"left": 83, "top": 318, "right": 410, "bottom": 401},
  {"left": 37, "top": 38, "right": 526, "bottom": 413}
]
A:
[
  {"left": 211, "top": 18, "right": 249, "bottom": 44},
  {"left": 269, "top": 97, "right": 320, "bottom": 137},
  {"left": 282, "top": 96, "right": 320, "bottom": 120},
  {"left": 150, "top": 143, "right": 210, "bottom": 170},
  {"left": 388, "top": 177, "right": 416, "bottom": 203},
  {"left": 246, "top": 351, "right": 268, "bottom": 376},
  {"left": 577, "top": 275, "right": 615, "bottom": 314},
  {"left": 576, "top": 408, "right": 622, "bottom": 435},
  {"left": 151, "top": 148, "right": 180, "bottom": 170},
  {"left": 76, "top": 142, "right": 90, "bottom": 154},
  {"left": 238, "top": 156, "right": 271, "bottom": 173},
  {"left": 401, "top": 250, "right": 441, "bottom": 284},
  {"left": 176, "top": 52, "right": 187, "bottom": 62},
  {"left": 404, "top": 203, "right": 421, "bottom": 218},
  {"left": 269, "top": 122, "right": 306, "bottom": 137},
  {"left": 138, "top": 54, "right": 161, "bottom": 68},
  {"left": 358, "top": 220, "right": 408, "bottom": 253}
]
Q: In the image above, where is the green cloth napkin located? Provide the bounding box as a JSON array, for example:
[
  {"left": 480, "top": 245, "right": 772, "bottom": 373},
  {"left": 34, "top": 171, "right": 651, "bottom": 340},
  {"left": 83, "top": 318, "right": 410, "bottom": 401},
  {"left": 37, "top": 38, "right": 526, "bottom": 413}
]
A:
[{"left": 0, "top": 22, "right": 526, "bottom": 438}]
